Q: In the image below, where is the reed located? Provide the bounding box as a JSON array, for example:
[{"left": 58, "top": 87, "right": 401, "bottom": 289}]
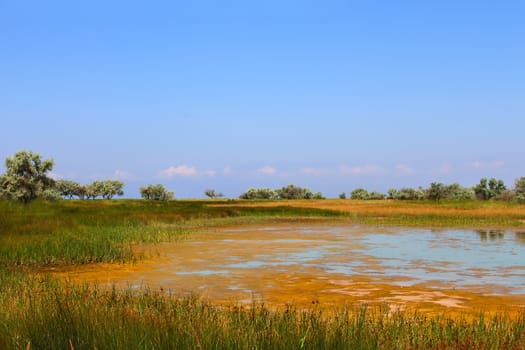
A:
[{"left": 0, "top": 272, "right": 524, "bottom": 349}]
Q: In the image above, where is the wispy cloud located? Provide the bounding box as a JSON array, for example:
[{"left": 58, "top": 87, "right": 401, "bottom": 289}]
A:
[
  {"left": 467, "top": 160, "right": 505, "bottom": 170},
  {"left": 113, "top": 170, "right": 136, "bottom": 180},
  {"left": 301, "top": 167, "right": 332, "bottom": 176},
  {"left": 257, "top": 166, "right": 277, "bottom": 175},
  {"left": 395, "top": 164, "right": 415, "bottom": 175},
  {"left": 159, "top": 165, "right": 216, "bottom": 178},
  {"left": 340, "top": 165, "right": 384, "bottom": 175},
  {"left": 223, "top": 167, "right": 233, "bottom": 175}
]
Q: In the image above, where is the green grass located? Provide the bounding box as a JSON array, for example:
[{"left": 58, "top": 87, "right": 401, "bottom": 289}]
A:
[{"left": 0, "top": 199, "right": 345, "bottom": 267}]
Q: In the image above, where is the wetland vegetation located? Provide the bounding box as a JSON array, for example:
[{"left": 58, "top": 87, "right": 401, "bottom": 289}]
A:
[{"left": 1, "top": 199, "right": 525, "bottom": 348}]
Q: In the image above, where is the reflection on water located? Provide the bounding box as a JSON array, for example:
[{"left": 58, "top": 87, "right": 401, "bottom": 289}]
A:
[
  {"left": 476, "top": 229, "right": 505, "bottom": 242},
  {"left": 516, "top": 232, "right": 525, "bottom": 243}
]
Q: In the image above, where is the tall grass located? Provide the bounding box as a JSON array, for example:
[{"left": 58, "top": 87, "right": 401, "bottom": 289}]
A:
[
  {"left": 0, "top": 199, "right": 345, "bottom": 267},
  {"left": 0, "top": 271, "right": 524, "bottom": 349}
]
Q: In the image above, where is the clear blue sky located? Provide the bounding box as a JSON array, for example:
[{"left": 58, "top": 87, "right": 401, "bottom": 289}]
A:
[{"left": 1, "top": 1, "right": 524, "bottom": 198}]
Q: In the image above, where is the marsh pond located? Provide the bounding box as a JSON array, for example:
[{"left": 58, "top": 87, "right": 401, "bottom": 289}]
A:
[{"left": 56, "top": 225, "right": 525, "bottom": 312}]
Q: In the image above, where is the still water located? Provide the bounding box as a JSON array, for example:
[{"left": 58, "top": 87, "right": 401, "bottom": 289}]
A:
[
  {"left": 58, "top": 225, "right": 525, "bottom": 308},
  {"left": 170, "top": 226, "right": 525, "bottom": 295}
]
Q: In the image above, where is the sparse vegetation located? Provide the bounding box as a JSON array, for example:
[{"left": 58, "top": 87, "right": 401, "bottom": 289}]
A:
[{"left": 204, "top": 188, "right": 224, "bottom": 199}]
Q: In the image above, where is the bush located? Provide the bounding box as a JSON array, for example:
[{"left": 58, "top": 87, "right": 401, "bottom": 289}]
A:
[
  {"left": 368, "top": 191, "right": 386, "bottom": 200},
  {"left": 473, "top": 178, "right": 506, "bottom": 200},
  {"left": 239, "top": 188, "right": 277, "bottom": 200},
  {"left": 388, "top": 188, "right": 425, "bottom": 200},
  {"left": 276, "top": 185, "right": 314, "bottom": 200},
  {"left": 140, "top": 184, "right": 174, "bottom": 201},
  {"left": 350, "top": 188, "right": 369, "bottom": 200}
]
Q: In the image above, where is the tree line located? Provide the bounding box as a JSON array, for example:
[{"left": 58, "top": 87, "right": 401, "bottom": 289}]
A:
[
  {"left": 340, "top": 178, "right": 525, "bottom": 202},
  {"left": 2, "top": 150, "right": 525, "bottom": 204}
]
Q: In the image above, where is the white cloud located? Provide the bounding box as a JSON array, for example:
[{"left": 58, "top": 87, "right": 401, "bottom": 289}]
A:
[
  {"left": 257, "top": 166, "right": 277, "bottom": 175},
  {"left": 223, "top": 167, "right": 233, "bottom": 175},
  {"left": 159, "top": 165, "right": 217, "bottom": 178},
  {"left": 395, "top": 164, "right": 415, "bottom": 174},
  {"left": 340, "top": 165, "right": 384, "bottom": 175},
  {"left": 468, "top": 160, "right": 505, "bottom": 170}
]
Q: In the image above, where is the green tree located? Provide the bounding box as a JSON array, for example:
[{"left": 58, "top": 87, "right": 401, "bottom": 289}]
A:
[
  {"left": 86, "top": 181, "right": 105, "bottom": 199},
  {"left": 204, "top": 189, "right": 224, "bottom": 199},
  {"left": 312, "top": 191, "right": 325, "bottom": 199},
  {"left": 140, "top": 184, "right": 174, "bottom": 201},
  {"left": 443, "top": 183, "right": 475, "bottom": 200},
  {"left": 239, "top": 188, "right": 277, "bottom": 200},
  {"left": 368, "top": 191, "right": 386, "bottom": 200},
  {"left": 55, "top": 179, "right": 83, "bottom": 199},
  {"left": 426, "top": 182, "right": 446, "bottom": 200},
  {"left": 388, "top": 188, "right": 425, "bottom": 200},
  {"left": 338, "top": 192, "right": 346, "bottom": 199},
  {"left": 0, "top": 150, "right": 55, "bottom": 204},
  {"left": 276, "top": 184, "right": 314, "bottom": 199},
  {"left": 350, "top": 188, "right": 369, "bottom": 200},
  {"left": 101, "top": 180, "right": 125, "bottom": 199},
  {"left": 474, "top": 178, "right": 506, "bottom": 200},
  {"left": 514, "top": 177, "right": 525, "bottom": 203}
]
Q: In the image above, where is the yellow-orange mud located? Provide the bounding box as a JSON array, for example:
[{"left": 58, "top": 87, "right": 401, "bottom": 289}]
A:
[{"left": 50, "top": 223, "right": 525, "bottom": 319}]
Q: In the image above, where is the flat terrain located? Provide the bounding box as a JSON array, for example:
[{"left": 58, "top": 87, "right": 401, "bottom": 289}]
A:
[{"left": 2, "top": 199, "right": 525, "bottom": 349}]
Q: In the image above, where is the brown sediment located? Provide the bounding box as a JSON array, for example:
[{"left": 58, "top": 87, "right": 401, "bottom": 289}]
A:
[{"left": 49, "top": 223, "right": 525, "bottom": 318}]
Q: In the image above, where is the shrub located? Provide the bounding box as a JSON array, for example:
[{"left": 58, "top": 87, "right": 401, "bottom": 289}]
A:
[
  {"left": 276, "top": 184, "right": 313, "bottom": 200},
  {"left": 140, "top": 184, "right": 174, "bottom": 201},
  {"left": 239, "top": 188, "right": 277, "bottom": 200},
  {"left": 350, "top": 188, "right": 369, "bottom": 200}
]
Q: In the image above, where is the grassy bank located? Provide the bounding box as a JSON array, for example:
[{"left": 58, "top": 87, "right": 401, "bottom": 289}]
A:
[
  {"left": 219, "top": 199, "right": 525, "bottom": 227},
  {"left": 1, "top": 271, "right": 524, "bottom": 350},
  {"left": 0, "top": 199, "right": 343, "bottom": 267},
  {"left": 1, "top": 199, "right": 525, "bottom": 349},
  {"left": 2, "top": 199, "right": 523, "bottom": 267}
]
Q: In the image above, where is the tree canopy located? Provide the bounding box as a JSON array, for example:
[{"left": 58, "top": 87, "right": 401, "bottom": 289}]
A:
[{"left": 0, "top": 150, "right": 55, "bottom": 204}]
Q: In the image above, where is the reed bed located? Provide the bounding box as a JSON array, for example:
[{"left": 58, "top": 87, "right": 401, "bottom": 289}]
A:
[
  {"left": 221, "top": 199, "right": 525, "bottom": 227},
  {"left": 1, "top": 271, "right": 524, "bottom": 350}
]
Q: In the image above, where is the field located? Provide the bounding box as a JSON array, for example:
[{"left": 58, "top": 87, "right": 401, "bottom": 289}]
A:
[{"left": 1, "top": 199, "right": 525, "bottom": 349}]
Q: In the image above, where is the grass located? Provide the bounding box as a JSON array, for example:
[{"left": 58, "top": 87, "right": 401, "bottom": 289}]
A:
[
  {"left": 1, "top": 198, "right": 525, "bottom": 348},
  {"left": 1, "top": 271, "right": 524, "bottom": 350},
  {"left": 221, "top": 199, "right": 525, "bottom": 227}
]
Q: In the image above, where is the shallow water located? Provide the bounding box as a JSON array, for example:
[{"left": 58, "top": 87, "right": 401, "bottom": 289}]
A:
[{"left": 56, "top": 225, "right": 525, "bottom": 309}]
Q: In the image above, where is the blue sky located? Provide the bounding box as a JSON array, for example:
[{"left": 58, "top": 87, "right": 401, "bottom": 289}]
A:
[{"left": 1, "top": 1, "right": 524, "bottom": 198}]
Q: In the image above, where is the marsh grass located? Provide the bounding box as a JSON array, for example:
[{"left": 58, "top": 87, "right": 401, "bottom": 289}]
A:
[
  {"left": 0, "top": 272, "right": 524, "bottom": 349},
  {"left": 2, "top": 199, "right": 525, "bottom": 348},
  {"left": 224, "top": 199, "right": 525, "bottom": 227},
  {"left": 0, "top": 199, "right": 346, "bottom": 267}
]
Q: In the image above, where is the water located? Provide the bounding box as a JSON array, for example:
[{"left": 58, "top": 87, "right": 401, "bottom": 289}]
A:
[
  {"left": 59, "top": 225, "right": 525, "bottom": 300},
  {"left": 177, "top": 226, "right": 525, "bottom": 295}
]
